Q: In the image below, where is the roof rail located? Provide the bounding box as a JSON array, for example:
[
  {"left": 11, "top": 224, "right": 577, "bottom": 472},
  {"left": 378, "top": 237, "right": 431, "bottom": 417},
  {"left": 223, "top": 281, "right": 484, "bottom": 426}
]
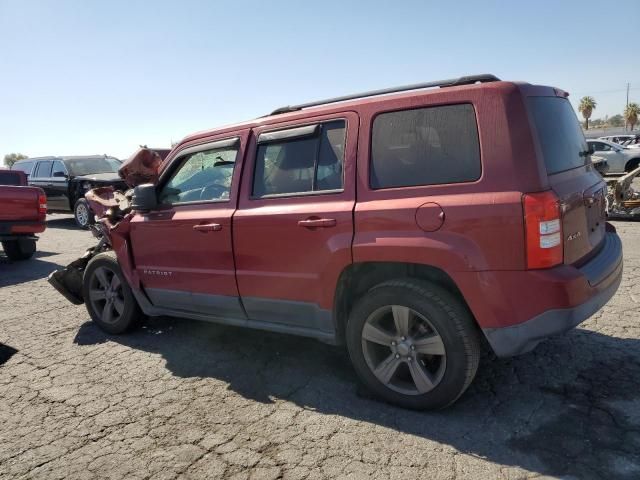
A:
[{"left": 270, "top": 74, "right": 500, "bottom": 115}]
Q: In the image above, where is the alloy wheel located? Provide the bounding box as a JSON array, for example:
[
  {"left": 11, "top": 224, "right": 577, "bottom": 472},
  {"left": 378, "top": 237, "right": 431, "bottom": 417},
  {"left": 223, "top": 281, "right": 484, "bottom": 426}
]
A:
[
  {"left": 361, "top": 305, "right": 447, "bottom": 395},
  {"left": 76, "top": 202, "right": 89, "bottom": 227},
  {"left": 88, "top": 266, "right": 125, "bottom": 325}
]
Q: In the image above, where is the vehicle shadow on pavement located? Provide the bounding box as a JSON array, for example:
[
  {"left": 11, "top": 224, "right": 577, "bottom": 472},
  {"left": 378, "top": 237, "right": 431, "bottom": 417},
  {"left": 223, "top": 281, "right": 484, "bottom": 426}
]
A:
[
  {"left": 46, "top": 217, "right": 80, "bottom": 230},
  {"left": 0, "top": 343, "right": 18, "bottom": 366},
  {"left": 73, "top": 318, "right": 640, "bottom": 479},
  {"left": 0, "top": 251, "right": 62, "bottom": 287}
]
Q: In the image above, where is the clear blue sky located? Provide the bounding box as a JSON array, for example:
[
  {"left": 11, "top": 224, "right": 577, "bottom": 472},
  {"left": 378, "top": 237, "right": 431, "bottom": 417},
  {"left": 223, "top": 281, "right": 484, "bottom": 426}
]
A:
[{"left": 1, "top": 0, "right": 639, "bottom": 160}]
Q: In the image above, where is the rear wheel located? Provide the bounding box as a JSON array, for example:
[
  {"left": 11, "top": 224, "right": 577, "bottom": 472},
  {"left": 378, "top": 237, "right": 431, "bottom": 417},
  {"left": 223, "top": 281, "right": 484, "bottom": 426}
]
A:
[
  {"left": 82, "top": 253, "right": 141, "bottom": 334},
  {"left": 346, "top": 279, "right": 480, "bottom": 410},
  {"left": 1, "top": 238, "right": 36, "bottom": 261},
  {"left": 74, "top": 198, "right": 94, "bottom": 229}
]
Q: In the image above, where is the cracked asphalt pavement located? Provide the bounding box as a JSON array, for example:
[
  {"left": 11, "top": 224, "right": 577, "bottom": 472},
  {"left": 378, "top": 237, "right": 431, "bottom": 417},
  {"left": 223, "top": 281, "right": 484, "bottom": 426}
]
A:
[{"left": 1, "top": 214, "right": 639, "bottom": 479}]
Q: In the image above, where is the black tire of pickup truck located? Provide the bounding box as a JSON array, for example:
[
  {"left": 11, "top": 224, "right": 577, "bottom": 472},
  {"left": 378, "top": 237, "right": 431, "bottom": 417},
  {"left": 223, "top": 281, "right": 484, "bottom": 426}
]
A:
[
  {"left": 82, "top": 252, "right": 141, "bottom": 334},
  {"left": 346, "top": 278, "right": 481, "bottom": 410},
  {"left": 2, "top": 239, "right": 36, "bottom": 261},
  {"left": 74, "top": 198, "right": 95, "bottom": 229}
]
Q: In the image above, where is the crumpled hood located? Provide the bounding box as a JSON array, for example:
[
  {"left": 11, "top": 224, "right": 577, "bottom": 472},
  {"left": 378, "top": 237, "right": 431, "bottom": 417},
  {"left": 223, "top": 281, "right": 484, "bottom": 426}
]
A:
[{"left": 74, "top": 172, "right": 122, "bottom": 183}]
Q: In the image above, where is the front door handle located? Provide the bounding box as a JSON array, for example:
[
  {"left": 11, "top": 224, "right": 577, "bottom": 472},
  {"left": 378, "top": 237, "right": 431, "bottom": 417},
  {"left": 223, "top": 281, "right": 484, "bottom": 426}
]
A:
[
  {"left": 297, "top": 218, "right": 337, "bottom": 228},
  {"left": 193, "top": 223, "right": 222, "bottom": 232}
]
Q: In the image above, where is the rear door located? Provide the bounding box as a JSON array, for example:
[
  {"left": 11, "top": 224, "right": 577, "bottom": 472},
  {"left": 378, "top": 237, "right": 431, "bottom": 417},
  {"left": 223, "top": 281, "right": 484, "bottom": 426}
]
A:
[
  {"left": 527, "top": 96, "right": 606, "bottom": 265},
  {"left": 49, "top": 160, "right": 70, "bottom": 210},
  {"left": 233, "top": 113, "right": 357, "bottom": 335},
  {"left": 128, "top": 131, "right": 249, "bottom": 318},
  {"left": 30, "top": 161, "right": 56, "bottom": 208}
]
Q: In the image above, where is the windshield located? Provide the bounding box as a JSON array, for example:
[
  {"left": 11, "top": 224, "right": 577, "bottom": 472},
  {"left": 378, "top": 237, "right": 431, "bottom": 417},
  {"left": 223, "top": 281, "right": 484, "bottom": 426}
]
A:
[
  {"left": 527, "top": 97, "right": 588, "bottom": 175},
  {"left": 65, "top": 158, "right": 121, "bottom": 176}
]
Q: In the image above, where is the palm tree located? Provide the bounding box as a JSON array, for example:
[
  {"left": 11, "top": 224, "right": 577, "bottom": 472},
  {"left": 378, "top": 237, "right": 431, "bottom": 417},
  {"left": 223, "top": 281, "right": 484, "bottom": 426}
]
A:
[
  {"left": 578, "top": 96, "right": 597, "bottom": 130},
  {"left": 624, "top": 103, "right": 640, "bottom": 131}
]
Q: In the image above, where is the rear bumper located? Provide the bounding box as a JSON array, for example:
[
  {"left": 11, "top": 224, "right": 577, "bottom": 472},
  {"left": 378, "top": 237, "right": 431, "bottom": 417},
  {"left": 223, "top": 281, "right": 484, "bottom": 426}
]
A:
[
  {"left": 459, "top": 231, "right": 623, "bottom": 357},
  {"left": 0, "top": 220, "right": 46, "bottom": 238}
]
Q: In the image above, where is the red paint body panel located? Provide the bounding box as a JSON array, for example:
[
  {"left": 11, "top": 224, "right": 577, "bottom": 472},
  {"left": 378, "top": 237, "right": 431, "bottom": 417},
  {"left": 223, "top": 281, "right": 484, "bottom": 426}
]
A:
[
  {"left": 103, "top": 79, "right": 621, "bottom": 346},
  {"left": 234, "top": 112, "right": 358, "bottom": 311},
  {"left": 129, "top": 129, "right": 250, "bottom": 299},
  {"left": 0, "top": 180, "right": 47, "bottom": 235}
]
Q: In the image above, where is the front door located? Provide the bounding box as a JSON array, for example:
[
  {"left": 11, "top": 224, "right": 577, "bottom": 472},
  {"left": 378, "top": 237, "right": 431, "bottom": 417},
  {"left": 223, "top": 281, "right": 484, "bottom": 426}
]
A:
[
  {"left": 129, "top": 131, "right": 249, "bottom": 319},
  {"left": 233, "top": 113, "right": 358, "bottom": 335}
]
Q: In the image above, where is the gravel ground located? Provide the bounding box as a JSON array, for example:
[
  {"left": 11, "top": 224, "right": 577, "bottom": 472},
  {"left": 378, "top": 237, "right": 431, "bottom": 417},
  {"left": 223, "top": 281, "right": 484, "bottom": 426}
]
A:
[{"left": 0, "top": 214, "right": 639, "bottom": 480}]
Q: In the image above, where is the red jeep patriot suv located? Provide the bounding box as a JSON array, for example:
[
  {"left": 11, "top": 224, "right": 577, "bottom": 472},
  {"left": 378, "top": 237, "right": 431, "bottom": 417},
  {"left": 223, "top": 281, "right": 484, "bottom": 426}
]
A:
[{"left": 68, "top": 74, "right": 623, "bottom": 409}]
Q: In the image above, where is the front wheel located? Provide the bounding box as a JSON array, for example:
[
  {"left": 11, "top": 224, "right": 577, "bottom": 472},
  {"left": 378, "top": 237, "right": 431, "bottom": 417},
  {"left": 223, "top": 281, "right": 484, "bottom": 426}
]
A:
[
  {"left": 346, "top": 279, "right": 481, "bottom": 410},
  {"left": 74, "top": 198, "right": 95, "bottom": 229},
  {"left": 82, "top": 253, "right": 141, "bottom": 334},
  {"left": 2, "top": 238, "right": 36, "bottom": 261}
]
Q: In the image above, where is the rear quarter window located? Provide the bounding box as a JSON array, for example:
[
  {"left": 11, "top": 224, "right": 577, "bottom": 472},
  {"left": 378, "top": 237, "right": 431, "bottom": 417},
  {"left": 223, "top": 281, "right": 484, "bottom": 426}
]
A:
[
  {"left": 370, "top": 103, "right": 481, "bottom": 189},
  {"left": 13, "top": 161, "right": 34, "bottom": 175},
  {"left": 527, "top": 97, "right": 587, "bottom": 175}
]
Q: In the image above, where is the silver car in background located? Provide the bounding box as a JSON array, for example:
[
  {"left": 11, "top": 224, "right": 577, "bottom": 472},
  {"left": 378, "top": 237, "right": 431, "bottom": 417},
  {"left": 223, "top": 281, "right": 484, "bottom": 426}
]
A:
[{"left": 587, "top": 139, "right": 640, "bottom": 173}]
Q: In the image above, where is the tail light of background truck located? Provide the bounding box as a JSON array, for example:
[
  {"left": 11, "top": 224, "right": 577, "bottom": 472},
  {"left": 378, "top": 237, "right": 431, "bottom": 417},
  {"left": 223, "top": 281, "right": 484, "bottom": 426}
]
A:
[
  {"left": 523, "top": 191, "right": 563, "bottom": 269},
  {"left": 38, "top": 193, "right": 47, "bottom": 221}
]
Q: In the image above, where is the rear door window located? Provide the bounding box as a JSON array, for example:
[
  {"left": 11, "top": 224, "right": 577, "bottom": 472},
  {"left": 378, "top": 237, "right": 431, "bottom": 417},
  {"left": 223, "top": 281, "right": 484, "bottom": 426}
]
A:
[
  {"left": 370, "top": 104, "right": 481, "bottom": 189},
  {"left": 527, "top": 97, "right": 588, "bottom": 174},
  {"left": 33, "top": 161, "right": 53, "bottom": 178},
  {"left": 253, "top": 120, "right": 346, "bottom": 197}
]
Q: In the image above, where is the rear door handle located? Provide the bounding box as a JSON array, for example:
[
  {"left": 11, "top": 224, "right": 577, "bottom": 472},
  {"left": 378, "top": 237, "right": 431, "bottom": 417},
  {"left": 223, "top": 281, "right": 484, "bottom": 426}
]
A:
[
  {"left": 193, "top": 223, "right": 222, "bottom": 232},
  {"left": 297, "top": 218, "right": 337, "bottom": 228}
]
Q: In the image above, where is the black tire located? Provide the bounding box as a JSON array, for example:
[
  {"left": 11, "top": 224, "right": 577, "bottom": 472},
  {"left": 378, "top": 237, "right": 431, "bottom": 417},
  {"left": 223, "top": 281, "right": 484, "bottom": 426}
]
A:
[
  {"left": 2, "top": 238, "right": 36, "bottom": 261},
  {"left": 346, "top": 278, "right": 480, "bottom": 410},
  {"left": 82, "top": 252, "right": 141, "bottom": 334},
  {"left": 74, "top": 198, "right": 95, "bottom": 229},
  {"left": 625, "top": 158, "right": 640, "bottom": 173}
]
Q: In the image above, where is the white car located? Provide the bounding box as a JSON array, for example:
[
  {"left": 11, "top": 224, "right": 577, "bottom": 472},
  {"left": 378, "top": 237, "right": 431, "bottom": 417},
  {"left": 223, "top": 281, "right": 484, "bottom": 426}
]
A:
[{"left": 587, "top": 139, "right": 640, "bottom": 173}]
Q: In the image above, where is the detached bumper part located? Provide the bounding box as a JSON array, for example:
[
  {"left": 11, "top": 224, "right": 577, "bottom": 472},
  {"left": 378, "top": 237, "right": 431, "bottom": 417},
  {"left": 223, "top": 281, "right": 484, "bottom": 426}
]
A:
[
  {"left": 483, "top": 232, "right": 623, "bottom": 357},
  {"left": 47, "top": 246, "right": 104, "bottom": 305}
]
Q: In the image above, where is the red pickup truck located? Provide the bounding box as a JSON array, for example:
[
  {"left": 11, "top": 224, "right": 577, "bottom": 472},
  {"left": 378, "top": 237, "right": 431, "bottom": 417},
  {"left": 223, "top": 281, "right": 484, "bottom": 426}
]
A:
[{"left": 0, "top": 170, "right": 47, "bottom": 260}]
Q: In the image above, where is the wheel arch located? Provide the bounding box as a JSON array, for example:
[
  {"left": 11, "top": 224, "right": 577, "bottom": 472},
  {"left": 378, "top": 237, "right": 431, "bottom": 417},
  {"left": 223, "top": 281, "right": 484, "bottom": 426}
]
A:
[
  {"left": 624, "top": 157, "right": 640, "bottom": 172},
  {"left": 332, "top": 261, "right": 475, "bottom": 345}
]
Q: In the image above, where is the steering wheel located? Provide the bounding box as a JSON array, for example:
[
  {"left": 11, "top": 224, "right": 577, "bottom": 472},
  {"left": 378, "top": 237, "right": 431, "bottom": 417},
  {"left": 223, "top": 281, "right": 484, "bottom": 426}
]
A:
[{"left": 199, "top": 183, "right": 227, "bottom": 200}]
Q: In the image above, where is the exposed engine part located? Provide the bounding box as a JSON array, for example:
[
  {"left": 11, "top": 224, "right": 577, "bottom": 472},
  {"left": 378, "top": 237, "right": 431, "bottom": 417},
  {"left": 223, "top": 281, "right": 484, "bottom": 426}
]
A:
[{"left": 47, "top": 185, "right": 135, "bottom": 303}]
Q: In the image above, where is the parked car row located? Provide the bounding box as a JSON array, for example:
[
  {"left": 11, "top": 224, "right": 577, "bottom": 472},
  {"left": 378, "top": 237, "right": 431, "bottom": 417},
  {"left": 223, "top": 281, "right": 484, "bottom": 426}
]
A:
[
  {"left": 48, "top": 74, "right": 623, "bottom": 410},
  {"left": 599, "top": 134, "right": 640, "bottom": 148},
  {"left": 12, "top": 155, "right": 127, "bottom": 228}
]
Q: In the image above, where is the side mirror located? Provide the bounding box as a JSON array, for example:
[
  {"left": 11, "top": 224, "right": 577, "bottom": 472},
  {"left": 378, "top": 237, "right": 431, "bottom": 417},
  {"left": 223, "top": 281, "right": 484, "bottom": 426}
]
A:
[
  {"left": 131, "top": 184, "right": 158, "bottom": 212},
  {"left": 53, "top": 171, "right": 67, "bottom": 178},
  {"left": 588, "top": 144, "right": 595, "bottom": 155}
]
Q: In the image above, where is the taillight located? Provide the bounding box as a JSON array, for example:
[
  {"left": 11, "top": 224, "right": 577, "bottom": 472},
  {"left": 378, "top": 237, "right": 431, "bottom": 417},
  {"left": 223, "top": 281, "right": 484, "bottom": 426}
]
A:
[
  {"left": 523, "top": 191, "right": 563, "bottom": 269},
  {"left": 38, "top": 193, "right": 47, "bottom": 220}
]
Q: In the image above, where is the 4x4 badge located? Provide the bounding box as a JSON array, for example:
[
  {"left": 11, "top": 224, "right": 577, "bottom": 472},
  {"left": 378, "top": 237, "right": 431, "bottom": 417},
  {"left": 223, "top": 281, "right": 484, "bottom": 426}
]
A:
[{"left": 567, "top": 231, "right": 582, "bottom": 241}]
